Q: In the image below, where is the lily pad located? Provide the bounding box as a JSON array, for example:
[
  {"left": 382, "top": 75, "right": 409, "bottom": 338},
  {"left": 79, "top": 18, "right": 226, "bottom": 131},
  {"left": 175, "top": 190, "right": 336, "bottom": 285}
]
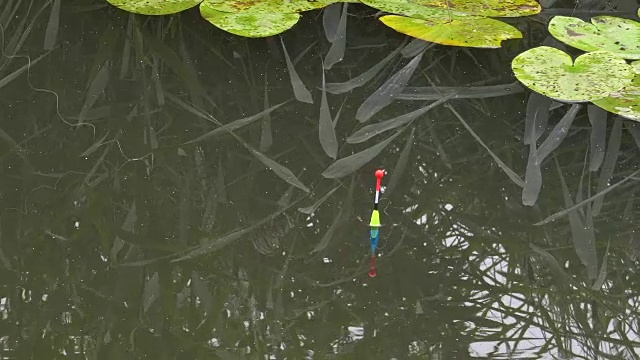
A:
[
  {"left": 106, "top": 0, "right": 202, "bottom": 15},
  {"left": 200, "top": 5, "right": 300, "bottom": 37},
  {"left": 512, "top": 46, "right": 634, "bottom": 102},
  {"left": 592, "top": 61, "right": 640, "bottom": 121},
  {"left": 361, "top": 0, "right": 539, "bottom": 18},
  {"left": 362, "top": 0, "right": 470, "bottom": 19},
  {"left": 549, "top": 16, "right": 640, "bottom": 60},
  {"left": 411, "top": 0, "right": 540, "bottom": 17},
  {"left": 202, "top": 0, "right": 336, "bottom": 13},
  {"left": 380, "top": 14, "right": 521, "bottom": 48}
]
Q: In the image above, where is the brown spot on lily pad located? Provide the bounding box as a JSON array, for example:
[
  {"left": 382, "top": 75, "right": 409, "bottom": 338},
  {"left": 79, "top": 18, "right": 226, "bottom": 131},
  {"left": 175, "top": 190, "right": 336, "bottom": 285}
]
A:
[{"left": 567, "top": 29, "right": 583, "bottom": 37}]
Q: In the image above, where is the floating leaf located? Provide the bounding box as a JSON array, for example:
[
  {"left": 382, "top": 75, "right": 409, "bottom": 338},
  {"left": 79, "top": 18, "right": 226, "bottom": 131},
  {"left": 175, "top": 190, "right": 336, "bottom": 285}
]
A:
[
  {"left": 548, "top": 16, "right": 640, "bottom": 60},
  {"left": 0, "top": 51, "right": 49, "bottom": 90},
  {"left": 414, "top": 0, "right": 540, "bottom": 17},
  {"left": 446, "top": 104, "right": 524, "bottom": 188},
  {"left": 322, "top": 130, "right": 403, "bottom": 178},
  {"left": 587, "top": 105, "right": 607, "bottom": 172},
  {"left": 79, "top": 62, "right": 110, "bottom": 123},
  {"left": 44, "top": 0, "right": 61, "bottom": 50},
  {"left": 592, "top": 61, "right": 640, "bottom": 121},
  {"left": 535, "top": 167, "right": 640, "bottom": 226},
  {"left": 399, "top": 82, "right": 523, "bottom": 100},
  {"left": 298, "top": 186, "right": 339, "bottom": 215},
  {"left": 356, "top": 52, "right": 423, "bottom": 122},
  {"left": 325, "top": 46, "right": 400, "bottom": 94},
  {"left": 512, "top": 46, "right": 633, "bottom": 102},
  {"left": 246, "top": 146, "right": 310, "bottom": 193},
  {"left": 401, "top": 38, "right": 432, "bottom": 58},
  {"left": 380, "top": 15, "right": 522, "bottom": 48},
  {"left": 319, "top": 67, "right": 338, "bottom": 159},
  {"left": 333, "top": 97, "right": 345, "bottom": 126},
  {"left": 276, "top": 186, "right": 295, "bottom": 208},
  {"left": 143, "top": 32, "right": 204, "bottom": 103},
  {"left": 556, "top": 160, "right": 598, "bottom": 280},
  {"left": 202, "top": 0, "right": 334, "bottom": 13},
  {"left": 537, "top": 104, "right": 581, "bottom": 162},
  {"left": 362, "top": 0, "right": 540, "bottom": 18},
  {"left": 524, "top": 93, "right": 552, "bottom": 145},
  {"left": 386, "top": 127, "right": 415, "bottom": 195},
  {"left": 361, "top": 0, "right": 470, "bottom": 19},
  {"left": 215, "top": 118, "right": 310, "bottom": 193},
  {"left": 592, "top": 117, "right": 622, "bottom": 216},
  {"left": 323, "top": 3, "right": 342, "bottom": 43},
  {"left": 324, "top": 2, "right": 347, "bottom": 69},
  {"left": 281, "top": 38, "right": 313, "bottom": 104},
  {"left": 186, "top": 102, "right": 286, "bottom": 143},
  {"left": 106, "top": 0, "right": 201, "bottom": 15},
  {"left": 348, "top": 97, "right": 448, "bottom": 143},
  {"left": 176, "top": 228, "right": 250, "bottom": 261},
  {"left": 522, "top": 122, "right": 541, "bottom": 206},
  {"left": 200, "top": 6, "right": 300, "bottom": 38}
]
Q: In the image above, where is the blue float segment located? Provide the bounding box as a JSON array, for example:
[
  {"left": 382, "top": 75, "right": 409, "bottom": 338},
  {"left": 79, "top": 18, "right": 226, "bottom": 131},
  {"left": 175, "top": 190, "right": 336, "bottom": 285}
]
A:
[{"left": 369, "top": 228, "right": 379, "bottom": 255}]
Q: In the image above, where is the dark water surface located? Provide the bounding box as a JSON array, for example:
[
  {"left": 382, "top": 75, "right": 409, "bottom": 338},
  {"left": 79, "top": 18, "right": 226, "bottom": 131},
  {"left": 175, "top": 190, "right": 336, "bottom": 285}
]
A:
[{"left": 1, "top": 1, "right": 640, "bottom": 359}]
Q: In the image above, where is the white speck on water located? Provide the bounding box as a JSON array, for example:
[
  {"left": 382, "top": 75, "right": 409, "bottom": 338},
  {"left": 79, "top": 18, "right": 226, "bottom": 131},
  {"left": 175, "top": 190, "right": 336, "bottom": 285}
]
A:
[
  {"left": 208, "top": 338, "right": 220, "bottom": 347},
  {"left": 347, "top": 326, "right": 364, "bottom": 341}
]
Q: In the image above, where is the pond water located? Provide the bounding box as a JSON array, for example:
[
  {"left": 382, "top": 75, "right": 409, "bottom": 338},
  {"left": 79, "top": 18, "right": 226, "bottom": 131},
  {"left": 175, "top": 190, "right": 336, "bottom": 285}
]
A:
[{"left": 1, "top": 1, "right": 640, "bottom": 359}]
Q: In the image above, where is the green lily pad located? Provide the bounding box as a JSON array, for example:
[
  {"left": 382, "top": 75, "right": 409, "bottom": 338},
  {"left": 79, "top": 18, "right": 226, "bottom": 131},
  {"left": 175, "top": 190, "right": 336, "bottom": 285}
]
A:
[
  {"left": 412, "top": 0, "right": 540, "bottom": 17},
  {"left": 200, "top": 5, "right": 299, "bottom": 37},
  {"left": 361, "top": 0, "right": 539, "bottom": 18},
  {"left": 106, "top": 0, "right": 202, "bottom": 15},
  {"left": 512, "top": 47, "right": 634, "bottom": 102},
  {"left": 202, "top": 0, "right": 336, "bottom": 13},
  {"left": 380, "top": 15, "right": 521, "bottom": 48},
  {"left": 592, "top": 61, "right": 640, "bottom": 121},
  {"left": 362, "top": 0, "right": 470, "bottom": 19},
  {"left": 548, "top": 16, "right": 640, "bottom": 60}
]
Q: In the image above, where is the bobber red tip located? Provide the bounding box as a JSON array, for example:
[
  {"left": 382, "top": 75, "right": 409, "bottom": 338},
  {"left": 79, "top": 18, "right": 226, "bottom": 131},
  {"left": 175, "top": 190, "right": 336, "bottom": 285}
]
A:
[
  {"left": 368, "top": 255, "right": 377, "bottom": 277},
  {"left": 375, "top": 169, "right": 384, "bottom": 179}
]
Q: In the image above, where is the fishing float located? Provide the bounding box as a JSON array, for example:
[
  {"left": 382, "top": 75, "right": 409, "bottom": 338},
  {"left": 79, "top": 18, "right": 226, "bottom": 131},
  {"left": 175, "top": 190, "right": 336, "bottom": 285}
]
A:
[{"left": 368, "top": 169, "right": 384, "bottom": 277}]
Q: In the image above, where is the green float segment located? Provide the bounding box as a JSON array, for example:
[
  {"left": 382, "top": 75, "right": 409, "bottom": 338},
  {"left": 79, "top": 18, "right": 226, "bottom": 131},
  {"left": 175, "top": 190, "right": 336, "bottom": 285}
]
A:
[{"left": 369, "top": 210, "right": 381, "bottom": 227}]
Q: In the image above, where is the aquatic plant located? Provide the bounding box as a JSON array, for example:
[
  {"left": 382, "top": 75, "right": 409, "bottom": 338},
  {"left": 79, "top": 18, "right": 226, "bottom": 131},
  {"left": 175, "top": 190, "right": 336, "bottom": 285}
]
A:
[
  {"left": 513, "top": 12, "right": 640, "bottom": 120},
  {"left": 512, "top": 47, "right": 634, "bottom": 102},
  {"left": 361, "top": 0, "right": 540, "bottom": 48},
  {"left": 105, "top": 0, "right": 540, "bottom": 47},
  {"left": 107, "top": 0, "right": 340, "bottom": 37},
  {"left": 4, "top": 0, "right": 640, "bottom": 358}
]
